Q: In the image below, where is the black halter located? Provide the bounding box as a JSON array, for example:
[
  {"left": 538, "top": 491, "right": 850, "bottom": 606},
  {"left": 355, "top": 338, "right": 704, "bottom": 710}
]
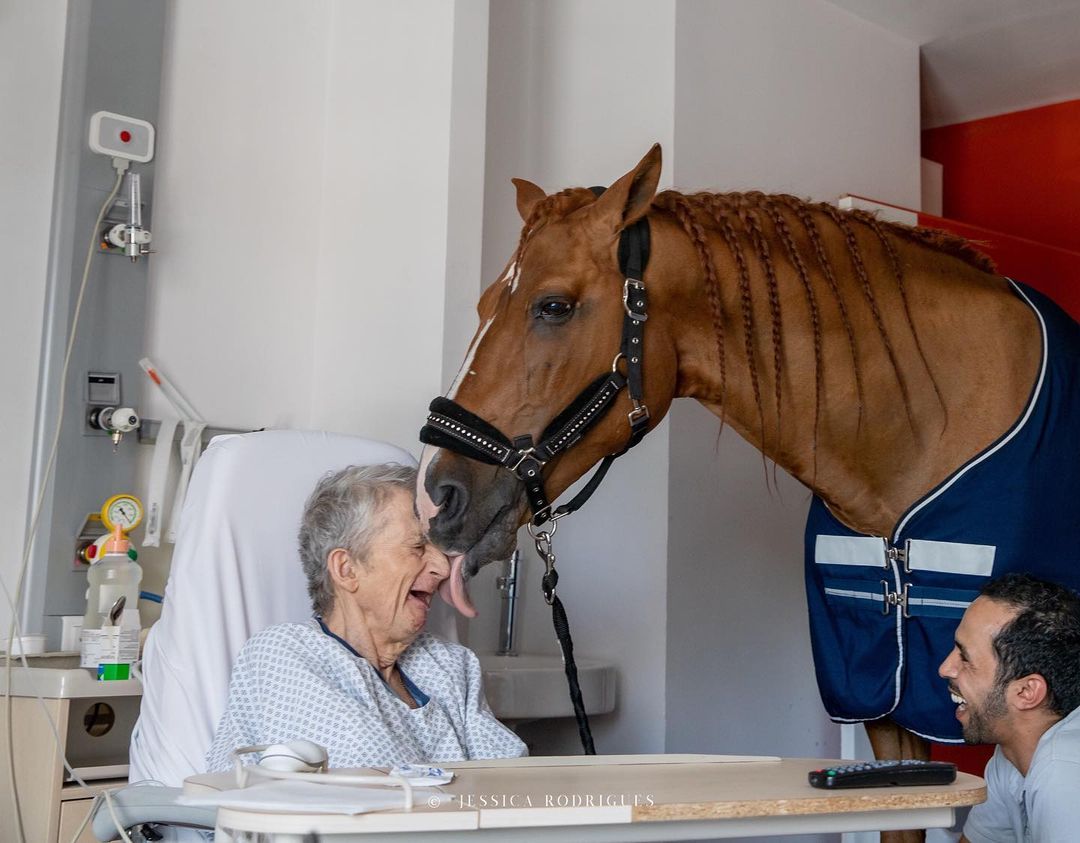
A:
[
  {"left": 419, "top": 191, "right": 652, "bottom": 756},
  {"left": 419, "top": 206, "right": 652, "bottom": 526}
]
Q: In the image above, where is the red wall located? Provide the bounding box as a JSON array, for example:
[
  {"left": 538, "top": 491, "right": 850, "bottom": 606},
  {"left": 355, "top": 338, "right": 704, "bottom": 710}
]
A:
[{"left": 922, "top": 99, "right": 1080, "bottom": 255}]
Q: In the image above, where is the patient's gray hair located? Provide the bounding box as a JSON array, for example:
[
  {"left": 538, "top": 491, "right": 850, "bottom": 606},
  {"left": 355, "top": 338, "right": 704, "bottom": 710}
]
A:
[{"left": 298, "top": 463, "right": 418, "bottom": 616}]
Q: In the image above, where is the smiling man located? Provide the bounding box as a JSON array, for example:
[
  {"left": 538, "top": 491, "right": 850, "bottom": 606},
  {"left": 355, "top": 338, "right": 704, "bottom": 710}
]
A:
[
  {"left": 205, "top": 463, "right": 525, "bottom": 771},
  {"left": 938, "top": 573, "right": 1080, "bottom": 843}
]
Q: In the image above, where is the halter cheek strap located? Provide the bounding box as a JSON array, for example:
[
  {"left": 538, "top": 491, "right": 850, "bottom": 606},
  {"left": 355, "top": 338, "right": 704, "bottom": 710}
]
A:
[{"left": 419, "top": 213, "right": 652, "bottom": 526}]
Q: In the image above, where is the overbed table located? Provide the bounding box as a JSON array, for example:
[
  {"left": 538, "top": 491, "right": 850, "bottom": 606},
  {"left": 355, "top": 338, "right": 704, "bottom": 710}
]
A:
[{"left": 184, "top": 754, "right": 985, "bottom": 842}]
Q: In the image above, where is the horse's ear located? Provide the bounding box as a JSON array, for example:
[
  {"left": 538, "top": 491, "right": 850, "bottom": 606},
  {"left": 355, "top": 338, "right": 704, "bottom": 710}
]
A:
[
  {"left": 592, "top": 144, "right": 662, "bottom": 231},
  {"left": 512, "top": 178, "right": 546, "bottom": 222}
]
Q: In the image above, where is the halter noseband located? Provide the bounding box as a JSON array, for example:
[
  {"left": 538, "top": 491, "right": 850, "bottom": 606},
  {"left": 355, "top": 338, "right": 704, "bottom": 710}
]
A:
[{"left": 419, "top": 196, "right": 652, "bottom": 527}]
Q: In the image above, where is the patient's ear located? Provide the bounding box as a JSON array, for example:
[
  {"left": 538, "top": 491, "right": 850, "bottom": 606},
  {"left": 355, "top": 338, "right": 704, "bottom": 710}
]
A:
[{"left": 327, "top": 548, "right": 360, "bottom": 595}]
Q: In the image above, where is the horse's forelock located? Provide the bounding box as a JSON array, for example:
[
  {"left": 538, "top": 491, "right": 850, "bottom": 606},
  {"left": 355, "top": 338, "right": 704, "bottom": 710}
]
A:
[{"left": 517, "top": 188, "right": 602, "bottom": 251}]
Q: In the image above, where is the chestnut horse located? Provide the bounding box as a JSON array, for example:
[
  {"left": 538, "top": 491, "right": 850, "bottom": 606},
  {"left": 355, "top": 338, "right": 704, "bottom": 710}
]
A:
[{"left": 417, "top": 145, "right": 1079, "bottom": 839}]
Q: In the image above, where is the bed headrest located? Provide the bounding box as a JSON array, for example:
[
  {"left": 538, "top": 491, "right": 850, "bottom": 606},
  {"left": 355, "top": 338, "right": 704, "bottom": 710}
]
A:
[{"left": 131, "top": 430, "right": 457, "bottom": 787}]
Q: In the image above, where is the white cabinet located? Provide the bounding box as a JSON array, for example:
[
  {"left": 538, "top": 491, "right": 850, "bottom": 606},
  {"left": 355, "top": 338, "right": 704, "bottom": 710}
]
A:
[{"left": 1, "top": 656, "right": 141, "bottom": 843}]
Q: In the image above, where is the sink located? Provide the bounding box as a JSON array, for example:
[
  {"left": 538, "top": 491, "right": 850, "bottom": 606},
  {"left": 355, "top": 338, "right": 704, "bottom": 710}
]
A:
[{"left": 478, "top": 653, "right": 616, "bottom": 722}]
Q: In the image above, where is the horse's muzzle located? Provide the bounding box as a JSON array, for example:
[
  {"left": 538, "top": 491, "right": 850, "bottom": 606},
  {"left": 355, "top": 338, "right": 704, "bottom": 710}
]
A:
[{"left": 418, "top": 447, "right": 522, "bottom": 574}]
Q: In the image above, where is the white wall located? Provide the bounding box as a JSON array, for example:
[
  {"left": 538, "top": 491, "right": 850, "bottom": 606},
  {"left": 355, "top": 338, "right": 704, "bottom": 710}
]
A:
[
  {"left": 441, "top": 1, "right": 491, "bottom": 391},
  {"left": 472, "top": 0, "right": 676, "bottom": 755},
  {"left": 144, "top": 0, "right": 460, "bottom": 443},
  {"left": 0, "top": 2, "right": 68, "bottom": 642},
  {"left": 134, "top": 0, "right": 487, "bottom": 597},
  {"left": 665, "top": 0, "right": 920, "bottom": 779},
  {"left": 674, "top": 0, "right": 920, "bottom": 203}
]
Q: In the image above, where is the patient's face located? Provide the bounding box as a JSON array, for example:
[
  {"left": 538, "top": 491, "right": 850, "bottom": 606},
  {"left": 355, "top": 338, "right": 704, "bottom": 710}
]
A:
[{"left": 352, "top": 489, "right": 450, "bottom": 642}]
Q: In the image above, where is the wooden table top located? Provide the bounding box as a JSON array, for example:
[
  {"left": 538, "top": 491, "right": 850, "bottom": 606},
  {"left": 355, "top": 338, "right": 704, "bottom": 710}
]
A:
[
  {"left": 443, "top": 755, "right": 984, "bottom": 823},
  {"left": 187, "top": 754, "right": 986, "bottom": 830}
]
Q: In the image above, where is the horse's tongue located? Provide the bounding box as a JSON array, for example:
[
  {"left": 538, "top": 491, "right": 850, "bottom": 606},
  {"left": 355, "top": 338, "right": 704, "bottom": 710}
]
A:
[{"left": 438, "top": 554, "right": 478, "bottom": 618}]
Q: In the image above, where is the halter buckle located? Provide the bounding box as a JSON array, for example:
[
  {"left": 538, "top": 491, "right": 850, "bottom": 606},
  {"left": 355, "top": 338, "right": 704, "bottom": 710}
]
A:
[
  {"left": 628, "top": 403, "right": 650, "bottom": 426},
  {"left": 622, "top": 278, "right": 648, "bottom": 322},
  {"left": 509, "top": 447, "right": 546, "bottom": 476}
]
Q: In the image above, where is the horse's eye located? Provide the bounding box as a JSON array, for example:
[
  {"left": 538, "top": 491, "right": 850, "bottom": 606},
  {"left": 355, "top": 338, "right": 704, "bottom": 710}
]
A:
[{"left": 536, "top": 297, "right": 574, "bottom": 322}]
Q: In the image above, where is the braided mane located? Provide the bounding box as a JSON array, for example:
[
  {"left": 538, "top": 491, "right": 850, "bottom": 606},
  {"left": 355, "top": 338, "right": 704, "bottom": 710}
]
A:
[{"left": 513, "top": 188, "right": 997, "bottom": 478}]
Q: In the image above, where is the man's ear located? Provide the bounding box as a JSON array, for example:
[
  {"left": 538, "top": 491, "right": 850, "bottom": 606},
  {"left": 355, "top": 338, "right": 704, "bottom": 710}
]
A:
[
  {"left": 1011, "top": 673, "right": 1050, "bottom": 712},
  {"left": 589, "top": 143, "right": 662, "bottom": 232},
  {"left": 327, "top": 547, "right": 360, "bottom": 595},
  {"left": 512, "top": 178, "right": 546, "bottom": 222}
]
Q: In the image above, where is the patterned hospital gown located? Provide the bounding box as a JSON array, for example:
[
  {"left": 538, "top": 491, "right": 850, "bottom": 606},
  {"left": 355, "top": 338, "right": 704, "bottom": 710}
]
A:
[{"left": 205, "top": 620, "right": 526, "bottom": 771}]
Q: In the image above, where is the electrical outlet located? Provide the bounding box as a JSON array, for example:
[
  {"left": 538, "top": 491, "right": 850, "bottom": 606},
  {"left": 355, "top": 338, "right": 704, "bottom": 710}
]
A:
[{"left": 60, "top": 616, "right": 85, "bottom": 652}]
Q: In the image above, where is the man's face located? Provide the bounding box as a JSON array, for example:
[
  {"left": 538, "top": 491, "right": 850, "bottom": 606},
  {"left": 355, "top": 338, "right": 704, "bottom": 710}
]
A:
[
  {"left": 938, "top": 596, "right": 1018, "bottom": 744},
  {"left": 351, "top": 489, "right": 450, "bottom": 642}
]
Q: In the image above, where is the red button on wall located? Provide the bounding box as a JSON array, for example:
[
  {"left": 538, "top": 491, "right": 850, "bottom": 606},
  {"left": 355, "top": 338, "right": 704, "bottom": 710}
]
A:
[{"left": 120, "top": 130, "right": 132, "bottom": 143}]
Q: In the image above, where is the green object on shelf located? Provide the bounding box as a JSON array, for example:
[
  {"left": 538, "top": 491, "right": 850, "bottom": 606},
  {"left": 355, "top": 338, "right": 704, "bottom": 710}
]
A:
[{"left": 98, "top": 663, "right": 130, "bottom": 680}]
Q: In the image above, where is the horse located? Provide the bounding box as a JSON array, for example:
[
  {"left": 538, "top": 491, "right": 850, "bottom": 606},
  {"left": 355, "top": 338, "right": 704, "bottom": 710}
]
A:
[{"left": 416, "top": 144, "right": 1080, "bottom": 841}]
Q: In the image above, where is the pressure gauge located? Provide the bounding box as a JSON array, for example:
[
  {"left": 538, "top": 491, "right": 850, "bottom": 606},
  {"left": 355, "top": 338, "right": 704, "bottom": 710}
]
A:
[{"left": 101, "top": 493, "right": 144, "bottom": 534}]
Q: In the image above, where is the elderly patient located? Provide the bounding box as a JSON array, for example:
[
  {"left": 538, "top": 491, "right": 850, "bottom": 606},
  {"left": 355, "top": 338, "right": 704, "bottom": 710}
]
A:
[{"left": 205, "top": 463, "right": 526, "bottom": 770}]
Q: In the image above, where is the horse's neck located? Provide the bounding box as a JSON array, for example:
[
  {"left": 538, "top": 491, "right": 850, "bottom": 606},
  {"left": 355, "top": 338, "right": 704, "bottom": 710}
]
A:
[{"left": 676, "top": 232, "right": 1041, "bottom": 537}]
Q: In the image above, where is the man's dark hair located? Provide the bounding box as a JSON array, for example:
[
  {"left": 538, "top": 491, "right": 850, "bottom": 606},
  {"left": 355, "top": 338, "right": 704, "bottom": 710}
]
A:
[{"left": 980, "top": 573, "right": 1080, "bottom": 717}]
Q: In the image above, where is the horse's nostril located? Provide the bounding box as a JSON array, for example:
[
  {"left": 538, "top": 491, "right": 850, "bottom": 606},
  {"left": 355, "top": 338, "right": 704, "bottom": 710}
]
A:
[{"left": 434, "top": 480, "right": 469, "bottom": 526}]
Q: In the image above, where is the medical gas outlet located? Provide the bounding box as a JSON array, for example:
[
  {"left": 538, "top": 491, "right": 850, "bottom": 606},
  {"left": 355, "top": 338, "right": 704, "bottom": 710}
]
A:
[
  {"left": 88, "top": 404, "right": 141, "bottom": 448},
  {"left": 103, "top": 215, "right": 152, "bottom": 257}
]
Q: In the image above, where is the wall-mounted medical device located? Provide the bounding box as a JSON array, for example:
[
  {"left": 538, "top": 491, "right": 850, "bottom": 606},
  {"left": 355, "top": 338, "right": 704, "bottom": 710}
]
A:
[
  {"left": 85, "top": 371, "right": 141, "bottom": 450},
  {"left": 102, "top": 172, "right": 152, "bottom": 260},
  {"left": 90, "top": 110, "right": 155, "bottom": 260},
  {"left": 89, "top": 110, "right": 154, "bottom": 162}
]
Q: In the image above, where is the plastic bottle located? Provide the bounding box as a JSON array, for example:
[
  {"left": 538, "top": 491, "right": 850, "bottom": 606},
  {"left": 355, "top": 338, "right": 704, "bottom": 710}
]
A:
[{"left": 80, "top": 525, "right": 142, "bottom": 677}]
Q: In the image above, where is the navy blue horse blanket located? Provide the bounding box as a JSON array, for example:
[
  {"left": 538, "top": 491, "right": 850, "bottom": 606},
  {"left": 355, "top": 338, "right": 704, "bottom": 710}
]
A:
[{"left": 805, "top": 280, "right": 1080, "bottom": 742}]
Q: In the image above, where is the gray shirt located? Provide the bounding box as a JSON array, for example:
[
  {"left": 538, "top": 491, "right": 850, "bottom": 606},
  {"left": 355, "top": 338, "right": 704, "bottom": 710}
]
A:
[{"left": 964, "top": 706, "right": 1080, "bottom": 843}]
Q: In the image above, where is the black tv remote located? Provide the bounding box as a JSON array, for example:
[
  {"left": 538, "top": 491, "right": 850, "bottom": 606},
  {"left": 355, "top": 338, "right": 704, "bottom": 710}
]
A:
[{"left": 808, "top": 760, "right": 957, "bottom": 789}]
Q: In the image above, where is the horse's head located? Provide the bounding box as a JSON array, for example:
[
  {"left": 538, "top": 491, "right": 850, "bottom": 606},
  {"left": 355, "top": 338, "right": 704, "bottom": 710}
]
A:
[{"left": 417, "top": 145, "right": 683, "bottom": 616}]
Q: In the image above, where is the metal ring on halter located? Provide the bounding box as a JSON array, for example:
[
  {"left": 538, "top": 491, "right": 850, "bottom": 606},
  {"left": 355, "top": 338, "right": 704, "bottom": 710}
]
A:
[
  {"left": 527, "top": 519, "right": 558, "bottom": 542},
  {"left": 611, "top": 352, "right": 625, "bottom": 374}
]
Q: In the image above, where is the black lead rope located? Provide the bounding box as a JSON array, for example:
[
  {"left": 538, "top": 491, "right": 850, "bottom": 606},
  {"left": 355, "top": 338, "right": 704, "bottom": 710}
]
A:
[
  {"left": 419, "top": 190, "right": 652, "bottom": 755},
  {"left": 533, "top": 526, "right": 595, "bottom": 754}
]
